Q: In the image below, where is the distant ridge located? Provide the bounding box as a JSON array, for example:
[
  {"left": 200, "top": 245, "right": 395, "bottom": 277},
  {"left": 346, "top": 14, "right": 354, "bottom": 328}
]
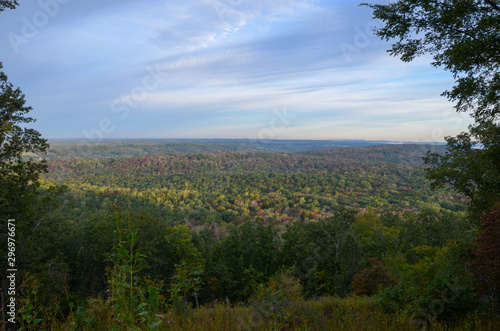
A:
[
  {"left": 44, "top": 139, "right": 446, "bottom": 160},
  {"left": 303, "top": 144, "right": 447, "bottom": 165}
]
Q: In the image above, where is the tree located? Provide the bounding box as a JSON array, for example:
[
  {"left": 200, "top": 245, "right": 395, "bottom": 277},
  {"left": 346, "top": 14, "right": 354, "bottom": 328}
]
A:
[
  {"left": 0, "top": 62, "right": 50, "bottom": 219},
  {"left": 0, "top": 58, "right": 64, "bottom": 323},
  {"left": 281, "top": 210, "right": 362, "bottom": 297},
  {"left": 468, "top": 206, "right": 500, "bottom": 312},
  {"left": 0, "top": 1, "right": 18, "bottom": 13},
  {"left": 363, "top": 0, "right": 500, "bottom": 216},
  {"left": 351, "top": 257, "right": 396, "bottom": 296},
  {"left": 379, "top": 243, "right": 475, "bottom": 325},
  {"left": 207, "top": 222, "right": 279, "bottom": 302},
  {"left": 424, "top": 125, "right": 500, "bottom": 216},
  {"left": 362, "top": 0, "right": 499, "bottom": 123}
]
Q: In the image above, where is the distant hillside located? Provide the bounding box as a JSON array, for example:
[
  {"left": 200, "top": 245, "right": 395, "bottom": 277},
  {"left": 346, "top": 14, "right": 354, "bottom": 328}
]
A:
[
  {"left": 304, "top": 144, "right": 447, "bottom": 165},
  {"left": 43, "top": 139, "right": 445, "bottom": 160},
  {"left": 45, "top": 145, "right": 445, "bottom": 178}
]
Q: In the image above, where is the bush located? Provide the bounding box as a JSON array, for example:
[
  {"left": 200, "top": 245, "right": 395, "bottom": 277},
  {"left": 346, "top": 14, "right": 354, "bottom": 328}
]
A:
[{"left": 249, "top": 271, "right": 309, "bottom": 330}]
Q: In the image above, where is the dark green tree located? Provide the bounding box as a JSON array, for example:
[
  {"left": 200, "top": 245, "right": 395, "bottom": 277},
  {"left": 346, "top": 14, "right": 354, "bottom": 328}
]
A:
[
  {"left": 363, "top": 0, "right": 500, "bottom": 216},
  {"left": 208, "top": 222, "right": 279, "bottom": 302},
  {"left": 351, "top": 257, "right": 396, "bottom": 296},
  {"left": 468, "top": 206, "right": 500, "bottom": 312},
  {"left": 0, "top": 62, "right": 50, "bottom": 220},
  {"left": 424, "top": 125, "right": 500, "bottom": 216},
  {"left": 1, "top": 5, "right": 66, "bottom": 318},
  {"left": 0, "top": 61, "right": 67, "bottom": 324},
  {"left": 282, "top": 210, "right": 362, "bottom": 297}
]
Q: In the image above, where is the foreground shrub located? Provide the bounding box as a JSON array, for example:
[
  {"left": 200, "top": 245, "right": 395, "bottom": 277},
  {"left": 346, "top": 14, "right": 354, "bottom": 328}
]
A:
[{"left": 249, "top": 271, "right": 309, "bottom": 330}]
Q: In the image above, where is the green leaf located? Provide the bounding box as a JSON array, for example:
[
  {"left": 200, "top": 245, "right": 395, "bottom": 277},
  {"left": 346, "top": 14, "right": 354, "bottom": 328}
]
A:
[{"left": 150, "top": 320, "right": 162, "bottom": 329}]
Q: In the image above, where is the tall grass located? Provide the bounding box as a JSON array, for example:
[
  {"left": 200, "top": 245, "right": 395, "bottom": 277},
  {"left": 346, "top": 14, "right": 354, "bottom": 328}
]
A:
[{"left": 45, "top": 295, "right": 500, "bottom": 330}]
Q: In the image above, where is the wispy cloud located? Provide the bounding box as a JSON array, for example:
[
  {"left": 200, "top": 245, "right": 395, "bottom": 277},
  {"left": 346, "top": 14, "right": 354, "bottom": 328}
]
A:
[{"left": 0, "top": 0, "right": 472, "bottom": 141}]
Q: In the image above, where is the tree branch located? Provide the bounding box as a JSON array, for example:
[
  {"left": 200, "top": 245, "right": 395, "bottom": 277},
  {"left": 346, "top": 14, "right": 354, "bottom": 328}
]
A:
[{"left": 484, "top": 0, "right": 500, "bottom": 12}]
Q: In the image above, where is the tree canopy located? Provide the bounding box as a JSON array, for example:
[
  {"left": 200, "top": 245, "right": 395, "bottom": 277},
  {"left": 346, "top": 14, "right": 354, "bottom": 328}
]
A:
[
  {"left": 0, "top": 62, "right": 49, "bottom": 219},
  {"left": 363, "top": 0, "right": 500, "bottom": 216},
  {"left": 362, "top": 0, "right": 499, "bottom": 123}
]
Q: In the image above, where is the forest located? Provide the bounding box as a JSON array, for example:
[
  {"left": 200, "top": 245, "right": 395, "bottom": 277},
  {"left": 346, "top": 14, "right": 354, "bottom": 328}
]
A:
[
  {"left": 42, "top": 144, "right": 461, "bottom": 224},
  {"left": 43, "top": 139, "right": 424, "bottom": 159},
  {"left": 2, "top": 141, "right": 499, "bottom": 330}
]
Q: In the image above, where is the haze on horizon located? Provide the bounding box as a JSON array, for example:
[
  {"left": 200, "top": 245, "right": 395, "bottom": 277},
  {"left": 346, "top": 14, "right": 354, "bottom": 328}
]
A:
[{"left": 0, "top": 0, "right": 472, "bottom": 143}]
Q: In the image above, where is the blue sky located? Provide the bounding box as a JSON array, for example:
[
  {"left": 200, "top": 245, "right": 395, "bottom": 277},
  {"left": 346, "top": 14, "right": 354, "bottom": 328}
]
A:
[{"left": 0, "top": 0, "right": 471, "bottom": 142}]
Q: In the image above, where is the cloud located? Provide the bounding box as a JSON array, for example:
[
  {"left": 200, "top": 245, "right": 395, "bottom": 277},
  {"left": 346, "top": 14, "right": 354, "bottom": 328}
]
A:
[{"left": 0, "top": 0, "right": 472, "bottom": 141}]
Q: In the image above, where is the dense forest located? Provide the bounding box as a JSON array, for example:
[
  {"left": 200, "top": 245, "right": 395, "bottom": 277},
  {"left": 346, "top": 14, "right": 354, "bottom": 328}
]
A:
[
  {"left": 43, "top": 139, "right": 430, "bottom": 159},
  {"left": 4, "top": 142, "right": 492, "bottom": 330},
  {"left": 42, "top": 144, "right": 461, "bottom": 224}
]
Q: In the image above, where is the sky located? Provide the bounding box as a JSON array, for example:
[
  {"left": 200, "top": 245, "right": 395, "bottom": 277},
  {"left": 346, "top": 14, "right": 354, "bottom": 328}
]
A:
[{"left": 0, "top": 0, "right": 472, "bottom": 143}]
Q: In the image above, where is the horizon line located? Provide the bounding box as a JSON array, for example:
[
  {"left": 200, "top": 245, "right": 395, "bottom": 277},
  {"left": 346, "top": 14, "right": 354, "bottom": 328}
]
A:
[{"left": 46, "top": 137, "right": 447, "bottom": 144}]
